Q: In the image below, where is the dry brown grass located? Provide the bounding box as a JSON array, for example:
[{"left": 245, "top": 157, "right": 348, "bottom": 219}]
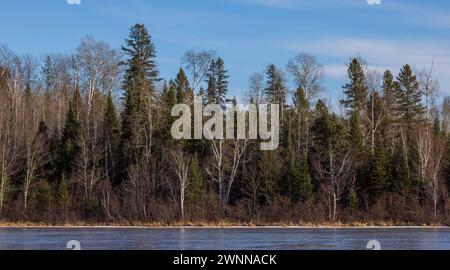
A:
[{"left": 0, "top": 219, "right": 447, "bottom": 228}]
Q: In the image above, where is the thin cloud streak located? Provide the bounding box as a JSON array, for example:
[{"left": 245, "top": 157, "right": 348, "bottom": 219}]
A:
[{"left": 276, "top": 37, "right": 450, "bottom": 92}]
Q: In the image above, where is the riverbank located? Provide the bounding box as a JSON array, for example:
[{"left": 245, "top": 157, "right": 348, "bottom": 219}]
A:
[{"left": 1, "top": 220, "right": 448, "bottom": 228}]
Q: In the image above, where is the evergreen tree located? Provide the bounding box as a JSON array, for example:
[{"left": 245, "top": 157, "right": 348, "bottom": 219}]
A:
[
  {"left": 189, "top": 155, "right": 204, "bottom": 205},
  {"left": 175, "top": 68, "right": 190, "bottom": 103},
  {"left": 348, "top": 111, "right": 364, "bottom": 153},
  {"left": 311, "top": 99, "right": 347, "bottom": 190},
  {"left": 367, "top": 144, "right": 389, "bottom": 202},
  {"left": 166, "top": 80, "right": 177, "bottom": 109},
  {"left": 215, "top": 58, "right": 229, "bottom": 107},
  {"left": 32, "top": 180, "right": 53, "bottom": 213},
  {"left": 42, "top": 55, "right": 55, "bottom": 92},
  {"left": 432, "top": 109, "right": 441, "bottom": 136},
  {"left": 265, "top": 64, "right": 286, "bottom": 106},
  {"left": 121, "top": 23, "right": 159, "bottom": 161},
  {"left": 261, "top": 151, "right": 279, "bottom": 202},
  {"left": 103, "top": 93, "right": 121, "bottom": 184},
  {"left": 311, "top": 99, "right": 333, "bottom": 154},
  {"left": 205, "top": 58, "right": 229, "bottom": 107},
  {"left": 161, "top": 81, "right": 169, "bottom": 104},
  {"left": 297, "top": 154, "right": 313, "bottom": 202},
  {"left": 341, "top": 59, "right": 366, "bottom": 151},
  {"left": 284, "top": 135, "right": 313, "bottom": 203},
  {"left": 340, "top": 58, "right": 367, "bottom": 112},
  {"left": 46, "top": 131, "right": 62, "bottom": 184},
  {"left": 346, "top": 188, "right": 359, "bottom": 210},
  {"left": 340, "top": 59, "right": 368, "bottom": 205},
  {"left": 391, "top": 146, "right": 412, "bottom": 195},
  {"left": 382, "top": 70, "right": 396, "bottom": 117},
  {"left": 61, "top": 90, "right": 81, "bottom": 179},
  {"left": 206, "top": 60, "right": 217, "bottom": 104},
  {"left": 395, "top": 64, "right": 425, "bottom": 125}
]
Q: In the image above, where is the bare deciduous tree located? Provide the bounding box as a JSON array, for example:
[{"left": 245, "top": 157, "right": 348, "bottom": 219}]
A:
[
  {"left": 0, "top": 63, "right": 21, "bottom": 215},
  {"left": 426, "top": 137, "right": 444, "bottom": 223},
  {"left": 417, "top": 63, "right": 440, "bottom": 121},
  {"left": 287, "top": 52, "right": 325, "bottom": 155},
  {"left": 170, "top": 149, "right": 190, "bottom": 220},
  {"left": 314, "top": 151, "right": 352, "bottom": 221},
  {"left": 207, "top": 138, "right": 248, "bottom": 212},
  {"left": 247, "top": 72, "right": 264, "bottom": 105},
  {"left": 366, "top": 70, "right": 385, "bottom": 156},
  {"left": 287, "top": 52, "right": 324, "bottom": 101},
  {"left": 182, "top": 50, "right": 215, "bottom": 94}
]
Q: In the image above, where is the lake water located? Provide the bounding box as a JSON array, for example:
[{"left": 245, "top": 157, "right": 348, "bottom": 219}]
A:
[{"left": 0, "top": 227, "right": 449, "bottom": 250}]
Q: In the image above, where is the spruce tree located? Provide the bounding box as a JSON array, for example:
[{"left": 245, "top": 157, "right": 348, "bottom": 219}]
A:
[
  {"left": 103, "top": 93, "right": 121, "bottom": 184},
  {"left": 265, "top": 64, "right": 286, "bottom": 106},
  {"left": 167, "top": 80, "right": 177, "bottom": 109},
  {"left": 42, "top": 55, "right": 55, "bottom": 92},
  {"left": 340, "top": 59, "right": 368, "bottom": 204},
  {"left": 206, "top": 60, "right": 217, "bottom": 104},
  {"left": 367, "top": 144, "right": 389, "bottom": 202},
  {"left": 349, "top": 111, "right": 364, "bottom": 152},
  {"left": 311, "top": 99, "right": 347, "bottom": 194},
  {"left": 121, "top": 23, "right": 159, "bottom": 161},
  {"left": 340, "top": 58, "right": 367, "bottom": 112},
  {"left": 284, "top": 135, "right": 313, "bottom": 203},
  {"left": 340, "top": 59, "right": 366, "bottom": 152},
  {"left": 395, "top": 64, "right": 425, "bottom": 125},
  {"left": 205, "top": 58, "right": 228, "bottom": 107},
  {"left": 382, "top": 70, "right": 396, "bottom": 117},
  {"left": 311, "top": 99, "right": 333, "bottom": 154},
  {"left": 297, "top": 154, "right": 313, "bottom": 202},
  {"left": 346, "top": 188, "right": 359, "bottom": 210},
  {"left": 61, "top": 90, "right": 81, "bottom": 179},
  {"left": 175, "top": 68, "right": 190, "bottom": 103},
  {"left": 189, "top": 155, "right": 204, "bottom": 205},
  {"left": 261, "top": 151, "right": 279, "bottom": 202},
  {"left": 46, "top": 131, "right": 62, "bottom": 184},
  {"left": 215, "top": 58, "right": 229, "bottom": 107},
  {"left": 391, "top": 146, "right": 412, "bottom": 195}
]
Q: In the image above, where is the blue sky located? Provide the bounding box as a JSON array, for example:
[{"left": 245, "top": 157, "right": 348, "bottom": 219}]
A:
[{"left": 1, "top": 0, "right": 450, "bottom": 102}]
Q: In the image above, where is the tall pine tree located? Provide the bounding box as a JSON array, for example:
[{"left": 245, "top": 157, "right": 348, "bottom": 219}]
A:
[
  {"left": 206, "top": 58, "right": 229, "bottom": 108},
  {"left": 265, "top": 64, "right": 286, "bottom": 117},
  {"left": 61, "top": 89, "right": 82, "bottom": 180},
  {"left": 340, "top": 58, "right": 367, "bottom": 112},
  {"left": 175, "top": 68, "right": 191, "bottom": 103},
  {"left": 121, "top": 23, "right": 159, "bottom": 162},
  {"left": 395, "top": 64, "right": 425, "bottom": 125}
]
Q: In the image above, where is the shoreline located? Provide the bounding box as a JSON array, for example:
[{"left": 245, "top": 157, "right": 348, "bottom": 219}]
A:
[{"left": 1, "top": 222, "right": 449, "bottom": 229}]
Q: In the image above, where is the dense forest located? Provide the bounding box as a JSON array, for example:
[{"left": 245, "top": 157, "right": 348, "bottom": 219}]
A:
[{"left": 0, "top": 24, "right": 449, "bottom": 225}]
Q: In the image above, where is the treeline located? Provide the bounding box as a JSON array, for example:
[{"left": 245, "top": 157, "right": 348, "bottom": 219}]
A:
[{"left": 0, "top": 24, "right": 449, "bottom": 225}]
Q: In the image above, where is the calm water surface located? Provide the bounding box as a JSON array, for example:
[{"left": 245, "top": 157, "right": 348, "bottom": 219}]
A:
[{"left": 0, "top": 227, "right": 449, "bottom": 250}]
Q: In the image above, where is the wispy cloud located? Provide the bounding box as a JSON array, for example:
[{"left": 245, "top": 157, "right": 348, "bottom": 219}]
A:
[
  {"left": 233, "top": 0, "right": 301, "bottom": 8},
  {"left": 381, "top": 2, "right": 450, "bottom": 29},
  {"left": 230, "top": 0, "right": 380, "bottom": 8},
  {"left": 276, "top": 37, "right": 450, "bottom": 92},
  {"left": 67, "top": 0, "right": 81, "bottom": 5},
  {"left": 232, "top": 0, "right": 450, "bottom": 30},
  {"left": 367, "top": 0, "right": 381, "bottom": 5}
]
